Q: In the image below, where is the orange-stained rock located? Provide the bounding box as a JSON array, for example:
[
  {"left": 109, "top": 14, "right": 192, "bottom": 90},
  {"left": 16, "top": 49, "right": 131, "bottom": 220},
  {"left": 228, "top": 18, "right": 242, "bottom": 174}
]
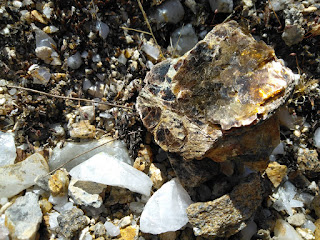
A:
[
  {"left": 137, "top": 21, "right": 297, "bottom": 164},
  {"left": 265, "top": 161, "right": 288, "bottom": 187}
]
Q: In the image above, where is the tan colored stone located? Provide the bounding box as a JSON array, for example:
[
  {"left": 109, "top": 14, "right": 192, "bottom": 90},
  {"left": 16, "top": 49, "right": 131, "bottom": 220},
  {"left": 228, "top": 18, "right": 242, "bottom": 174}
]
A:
[
  {"left": 119, "top": 226, "right": 138, "bottom": 240},
  {"left": 149, "top": 163, "right": 166, "bottom": 189},
  {"left": 297, "top": 148, "right": 320, "bottom": 178},
  {"left": 48, "top": 169, "right": 69, "bottom": 197},
  {"left": 265, "top": 161, "right": 287, "bottom": 187},
  {"left": 187, "top": 174, "right": 262, "bottom": 237},
  {"left": 136, "top": 20, "right": 296, "bottom": 164},
  {"left": 314, "top": 219, "right": 320, "bottom": 240},
  {"left": 69, "top": 120, "right": 96, "bottom": 139}
]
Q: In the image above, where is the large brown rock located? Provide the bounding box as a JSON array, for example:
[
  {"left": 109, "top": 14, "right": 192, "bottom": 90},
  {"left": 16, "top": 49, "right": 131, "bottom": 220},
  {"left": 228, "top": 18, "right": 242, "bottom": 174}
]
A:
[
  {"left": 136, "top": 21, "right": 297, "bottom": 163},
  {"left": 187, "top": 173, "right": 262, "bottom": 237}
]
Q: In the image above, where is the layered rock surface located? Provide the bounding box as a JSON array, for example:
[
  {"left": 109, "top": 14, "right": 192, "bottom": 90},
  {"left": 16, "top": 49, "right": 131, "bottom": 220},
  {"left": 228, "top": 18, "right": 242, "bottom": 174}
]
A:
[{"left": 136, "top": 20, "right": 297, "bottom": 163}]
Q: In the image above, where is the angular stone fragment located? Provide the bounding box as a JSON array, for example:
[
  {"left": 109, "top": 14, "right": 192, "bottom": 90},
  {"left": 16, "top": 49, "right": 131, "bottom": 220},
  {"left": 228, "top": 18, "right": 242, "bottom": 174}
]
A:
[
  {"left": 68, "top": 179, "right": 106, "bottom": 208},
  {"left": 187, "top": 174, "right": 262, "bottom": 237},
  {"left": 49, "top": 137, "right": 132, "bottom": 171},
  {"left": 140, "top": 178, "right": 193, "bottom": 234},
  {"left": 136, "top": 21, "right": 297, "bottom": 163},
  {"left": 167, "top": 153, "right": 220, "bottom": 187},
  {"left": 69, "top": 152, "right": 152, "bottom": 196},
  {"left": 56, "top": 207, "right": 89, "bottom": 239},
  {"left": 5, "top": 192, "right": 43, "bottom": 240},
  {"left": 0, "top": 153, "right": 49, "bottom": 198},
  {"left": 265, "top": 161, "right": 287, "bottom": 187}
]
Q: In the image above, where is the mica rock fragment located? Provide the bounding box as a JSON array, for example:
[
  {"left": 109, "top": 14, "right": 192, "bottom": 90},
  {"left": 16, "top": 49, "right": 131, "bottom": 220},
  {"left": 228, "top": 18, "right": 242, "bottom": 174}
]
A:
[
  {"left": 265, "top": 161, "right": 287, "bottom": 187},
  {"left": 140, "top": 178, "right": 192, "bottom": 234},
  {"left": 187, "top": 174, "right": 262, "bottom": 237},
  {"left": 136, "top": 21, "right": 297, "bottom": 165},
  {"left": 0, "top": 153, "right": 49, "bottom": 198},
  {"left": 167, "top": 153, "right": 219, "bottom": 187},
  {"left": 5, "top": 192, "right": 43, "bottom": 240}
]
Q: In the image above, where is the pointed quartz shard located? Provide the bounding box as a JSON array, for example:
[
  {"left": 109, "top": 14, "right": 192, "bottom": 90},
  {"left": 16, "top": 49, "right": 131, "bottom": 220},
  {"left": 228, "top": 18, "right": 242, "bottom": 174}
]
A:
[{"left": 140, "top": 178, "right": 192, "bottom": 234}]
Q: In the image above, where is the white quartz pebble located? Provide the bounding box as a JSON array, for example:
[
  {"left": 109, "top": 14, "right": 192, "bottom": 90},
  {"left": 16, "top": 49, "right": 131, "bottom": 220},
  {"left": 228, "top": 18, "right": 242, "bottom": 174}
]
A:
[
  {"left": 170, "top": 23, "right": 198, "bottom": 55},
  {"left": 69, "top": 152, "right": 152, "bottom": 196},
  {"left": 209, "top": 0, "right": 233, "bottom": 13},
  {"left": 67, "top": 52, "right": 83, "bottom": 69},
  {"left": 0, "top": 153, "right": 49, "bottom": 198},
  {"left": 274, "top": 219, "right": 303, "bottom": 240},
  {"left": 313, "top": 127, "right": 320, "bottom": 148},
  {"left": 150, "top": 0, "right": 185, "bottom": 24},
  {"left": 140, "top": 178, "right": 192, "bottom": 234},
  {"left": 5, "top": 192, "right": 43, "bottom": 240},
  {"left": 96, "top": 21, "right": 109, "bottom": 39},
  {"left": 49, "top": 137, "right": 133, "bottom": 171},
  {"left": 104, "top": 221, "right": 120, "bottom": 237},
  {"left": 0, "top": 131, "right": 16, "bottom": 167}
]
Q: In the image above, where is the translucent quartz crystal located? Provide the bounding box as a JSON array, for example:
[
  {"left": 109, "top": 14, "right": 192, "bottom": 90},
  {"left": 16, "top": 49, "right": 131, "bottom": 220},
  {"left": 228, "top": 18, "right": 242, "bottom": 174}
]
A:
[
  {"left": 140, "top": 178, "right": 192, "bottom": 234},
  {"left": 69, "top": 152, "right": 152, "bottom": 196}
]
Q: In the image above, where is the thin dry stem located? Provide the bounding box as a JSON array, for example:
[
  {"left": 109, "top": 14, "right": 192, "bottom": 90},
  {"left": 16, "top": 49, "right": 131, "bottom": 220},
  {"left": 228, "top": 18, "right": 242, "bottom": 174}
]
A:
[
  {"left": 121, "top": 26, "right": 152, "bottom": 35},
  {"left": 137, "top": 0, "right": 165, "bottom": 59},
  {"left": 7, "top": 85, "right": 134, "bottom": 110}
]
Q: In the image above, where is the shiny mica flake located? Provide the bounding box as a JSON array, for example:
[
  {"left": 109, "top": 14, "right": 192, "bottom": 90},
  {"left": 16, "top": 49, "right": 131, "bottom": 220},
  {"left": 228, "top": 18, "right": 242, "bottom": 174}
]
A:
[{"left": 136, "top": 21, "right": 297, "bottom": 162}]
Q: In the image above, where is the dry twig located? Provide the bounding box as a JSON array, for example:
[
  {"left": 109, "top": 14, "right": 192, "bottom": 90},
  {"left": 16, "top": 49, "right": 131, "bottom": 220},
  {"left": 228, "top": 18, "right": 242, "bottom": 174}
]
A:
[{"left": 7, "top": 85, "right": 134, "bottom": 110}]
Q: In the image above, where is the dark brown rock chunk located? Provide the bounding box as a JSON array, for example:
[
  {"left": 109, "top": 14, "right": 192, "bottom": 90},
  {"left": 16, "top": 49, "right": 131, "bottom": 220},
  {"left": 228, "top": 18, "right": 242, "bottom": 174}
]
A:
[
  {"left": 136, "top": 21, "right": 297, "bottom": 162},
  {"left": 187, "top": 173, "right": 262, "bottom": 237}
]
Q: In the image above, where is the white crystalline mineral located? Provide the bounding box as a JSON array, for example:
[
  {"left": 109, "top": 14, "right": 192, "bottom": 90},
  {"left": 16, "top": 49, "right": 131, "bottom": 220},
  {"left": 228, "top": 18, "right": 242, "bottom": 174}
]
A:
[
  {"left": 170, "top": 23, "right": 198, "bottom": 55},
  {"left": 314, "top": 127, "right": 320, "bottom": 149},
  {"left": 0, "top": 153, "right": 49, "bottom": 198},
  {"left": 49, "top": 137, "right": 133, "bottom": 171},
  {"left": 34, "top": 27, "right": 61, "bottom": 65},
  {"left": 0, "top": 131, "right": 16, "bottom": 167},
  {"left": 5, "top": 192, "right": 43, "bottom": 240},
  {"left": 67, "top": 52, "right": 83, "bottom": 69},
  {"left": 274, "top": 219, "right": 303, "bottom": 240},
  {"left": 272, "top": 181, "right": 304, "bottom": 215},
  {"left": 140, "top": 178, "right": 193, "bottom": 234},
  {"left": 28, "top": 64, "right": 51, "bottom": 85},
  {"left": 69, "top": 152, "right": 153, "bottom": 196},
  {"left": 104, "top": 221, "right": 120, "bottom": 237},
  {"left": 209, "top": 0, "right": 233, "bottom": 13},
  {"left": 96, "top": 21, "right": 109, "bottom": 39},
  {"left": 150, "top": 0, "right": 185, "bottom": 24}
]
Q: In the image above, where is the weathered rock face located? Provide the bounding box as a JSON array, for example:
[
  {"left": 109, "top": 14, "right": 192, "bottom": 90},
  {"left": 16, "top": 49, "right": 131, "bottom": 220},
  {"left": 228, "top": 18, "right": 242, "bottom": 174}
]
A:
[
  {"left": 187, "top": 173, "right": 262, "bottom": 237},
  {"left": 136, "top": 21, "right": 297, "bottom": 162}
]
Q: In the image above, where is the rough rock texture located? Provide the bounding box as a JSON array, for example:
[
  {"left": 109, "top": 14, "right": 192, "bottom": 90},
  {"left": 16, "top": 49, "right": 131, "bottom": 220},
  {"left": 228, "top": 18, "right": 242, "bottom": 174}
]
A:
[
  {"left": 68, "top": 179, "right": 106, "bottom": 208},
  {"left": 5, "top": 192, "right": 43, "bottom": 240},
  {"left": 136, "top": 20, "right": 296, "bottom": 164},
  {"left": 0, "top": 153, "right": 49, "bottom": 198},
  {"left": 56, "top": 207, "right": 89, "bottom": 239},
  {"left": 265, "top": 161, "right": 288, "bottom": 187},
  {"left": 167, "top": 153, "right": 220, "bottom": 187},
  {"left": 187, "top": 173, "right": 262, "bottom": 237},
  {"left": 297, "top": 148, "right": 320, "bottom": 178}
]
